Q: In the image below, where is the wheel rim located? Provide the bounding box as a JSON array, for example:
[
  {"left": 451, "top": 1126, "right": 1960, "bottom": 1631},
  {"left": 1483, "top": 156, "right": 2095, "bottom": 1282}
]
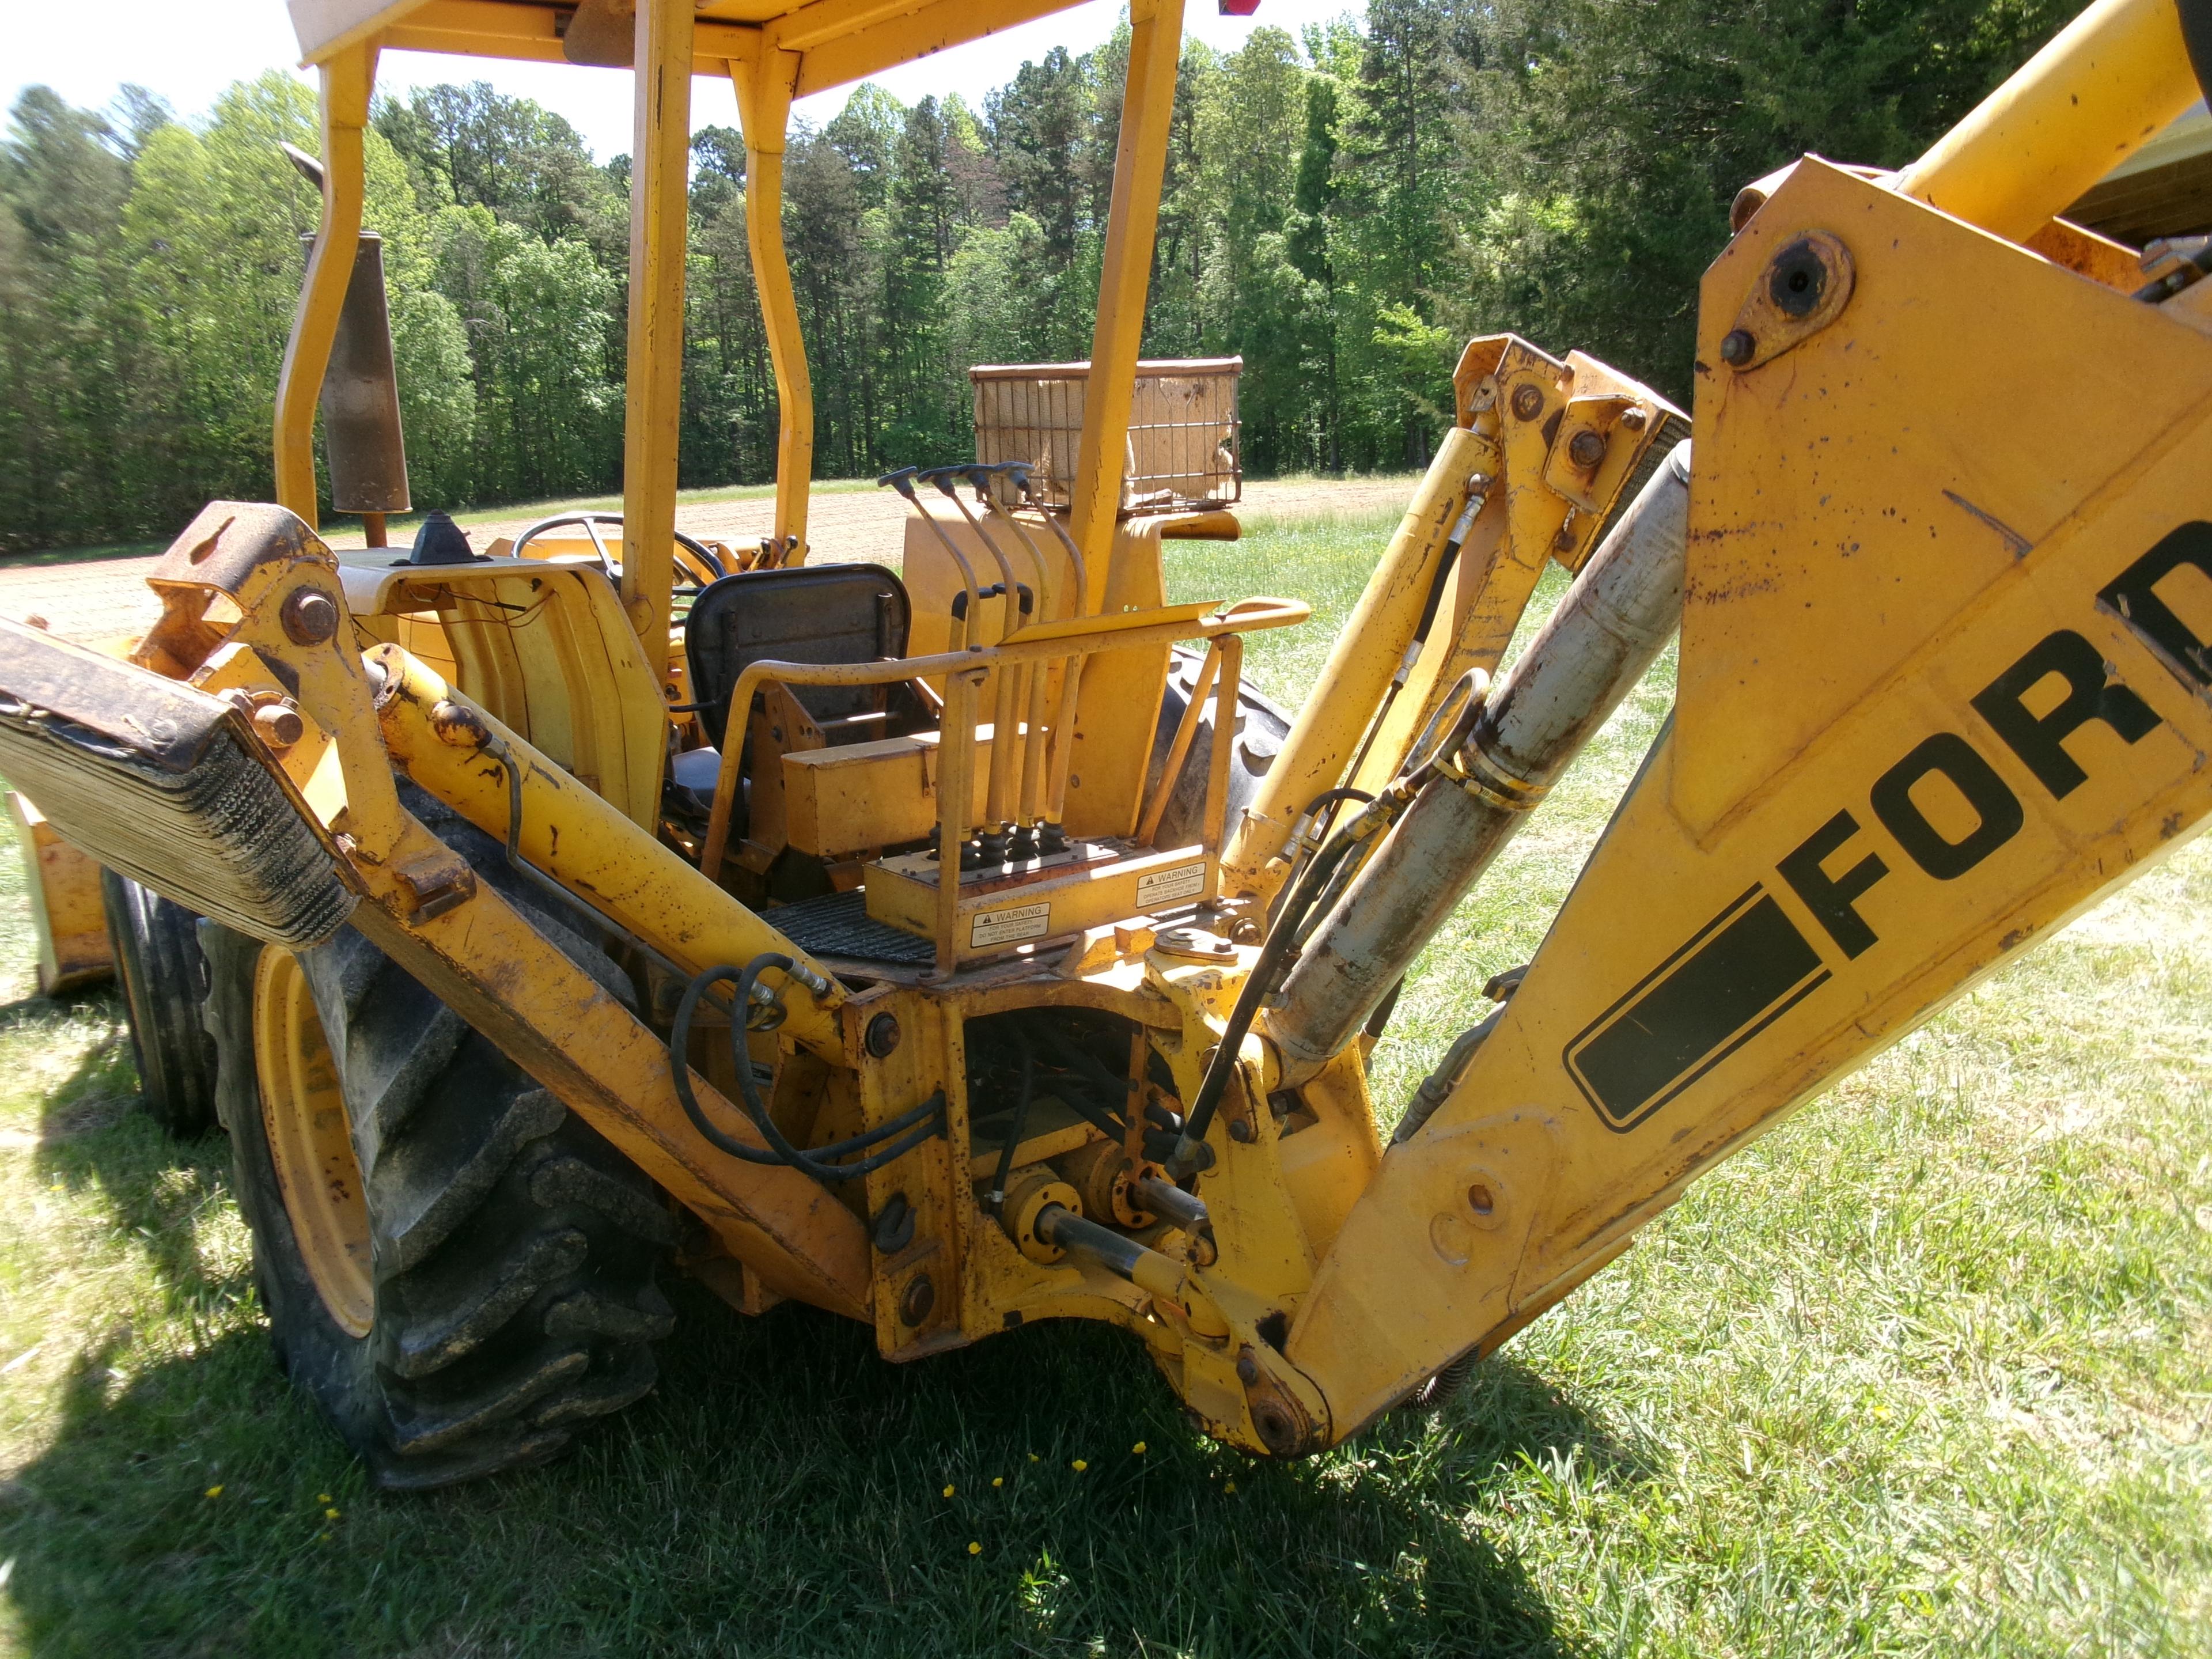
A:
[{"left": 253, "top": 947, "right": 373, "bottom": 1338}]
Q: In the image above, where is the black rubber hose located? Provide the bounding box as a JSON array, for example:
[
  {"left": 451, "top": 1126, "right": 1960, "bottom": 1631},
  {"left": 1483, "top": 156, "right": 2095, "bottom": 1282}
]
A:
[
  {"left": 668, "top": 955, "right": 942, "bottom": 1183},
  {"left": 1298, "top": 786, "right": 1374, "bottom": 821},
  {"left": 1336, "top": 514, "right": 1469, "bottom": 796},
  {"left": 489, "top": 743, "right": 766, "bottom": 1032},
  {"left": 1410, "top": 514, "right": 1467, "bottom": 642},
  {"left": 1059, "top": 1041, "right": 1138, "bottom": 1112},
  {"left": 1035, "top": 1071, "right": 1126, "bottom": 1140},
  {"left": 1277, "top": 786, "right": 1373, "bottom": 912},
  {"left": 1166, "top": 814, "right": 1368, "bottom": 1177},
  {"left": 480, "top": 746, "right": 927, "bottom": 1183}
]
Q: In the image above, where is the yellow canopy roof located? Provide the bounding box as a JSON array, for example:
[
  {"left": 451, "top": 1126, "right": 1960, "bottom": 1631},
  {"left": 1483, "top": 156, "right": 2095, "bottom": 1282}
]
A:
[{"left": 288, "top": 0, "right": 1111, "bottom": 100}]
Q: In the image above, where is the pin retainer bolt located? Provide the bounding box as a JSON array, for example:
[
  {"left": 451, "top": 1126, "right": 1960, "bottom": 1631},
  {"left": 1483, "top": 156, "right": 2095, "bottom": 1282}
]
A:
[
  {"left": 253, "top": 702, "right": 305, "bottom": 747},
  {"left": 280, "top": 588, "right": 339, "bottom": 646},
  {"left": 864, "top": 1013, "right": 902, "bottom": 1058}
]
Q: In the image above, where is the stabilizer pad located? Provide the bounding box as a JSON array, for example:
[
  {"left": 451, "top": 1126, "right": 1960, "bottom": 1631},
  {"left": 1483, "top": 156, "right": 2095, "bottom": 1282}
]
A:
[{"left": 0, "top": 617, "right": 354, "bottom": 947}]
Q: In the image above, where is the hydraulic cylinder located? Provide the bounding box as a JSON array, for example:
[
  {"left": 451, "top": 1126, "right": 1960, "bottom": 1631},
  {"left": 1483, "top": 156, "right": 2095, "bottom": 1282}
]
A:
[
  {"left": 1221, "top": 424, "right": 1491, "bottom": 892},
  {"left": 1264, "top": 442, "right": 1692, "bottom": 1080}
]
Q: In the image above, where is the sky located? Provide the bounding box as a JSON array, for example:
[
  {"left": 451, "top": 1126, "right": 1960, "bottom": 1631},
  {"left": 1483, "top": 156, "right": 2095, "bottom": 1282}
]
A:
[{"left": 9, "top": 0, "right": 1365, "bottom": 160}]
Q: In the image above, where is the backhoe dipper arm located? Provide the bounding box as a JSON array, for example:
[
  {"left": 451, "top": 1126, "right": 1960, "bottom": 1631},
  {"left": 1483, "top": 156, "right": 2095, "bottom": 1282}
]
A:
[{"left": 1282, "top": 51, "right": 2212, "bottom": 1433}]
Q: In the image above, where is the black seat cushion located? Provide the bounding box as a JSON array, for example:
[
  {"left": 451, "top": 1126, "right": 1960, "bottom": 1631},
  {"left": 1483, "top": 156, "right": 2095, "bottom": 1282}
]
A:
[{"left": 684, "top": 563, "right": 914, "bottom": 750}]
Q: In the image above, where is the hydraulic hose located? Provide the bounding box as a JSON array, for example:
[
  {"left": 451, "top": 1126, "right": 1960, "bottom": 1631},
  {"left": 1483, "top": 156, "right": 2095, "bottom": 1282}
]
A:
[
  {"left": 1390, "top": 1006, "right": 1503, "bottom": 1145},
  {"left": 482, "top": 734, "right": 805, "bottom": 1027},
  {"left": 668, "top": 953, "right": 944, "bottom": 1184},
  {"left": 1164, "top": 786, "right": 1411, "bottom": 1179}
]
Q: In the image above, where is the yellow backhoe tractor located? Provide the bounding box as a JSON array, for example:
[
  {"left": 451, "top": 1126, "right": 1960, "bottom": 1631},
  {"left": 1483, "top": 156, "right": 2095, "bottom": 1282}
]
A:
[{"left": 3, "top": 0, "right": 2210, "bottom": 1489}]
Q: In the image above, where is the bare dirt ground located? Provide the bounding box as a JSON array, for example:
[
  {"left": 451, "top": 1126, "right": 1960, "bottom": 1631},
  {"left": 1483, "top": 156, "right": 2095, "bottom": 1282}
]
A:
[{"left": 0, "top": 476, "right": 1412, "bottom": 646}]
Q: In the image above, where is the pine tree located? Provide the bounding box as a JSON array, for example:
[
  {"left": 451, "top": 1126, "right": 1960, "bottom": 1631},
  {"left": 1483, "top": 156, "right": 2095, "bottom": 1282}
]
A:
[
  {"left": 940, "top": 95, "right": 1004, "bottom": 228},
  {"left": 1194, "top": 29, "right": 1311, "bottom": 473},
  {"left": 1142, "top": 40, "right": 1218, "bottom": 358},
  {"left": 1289, "top": 75, "right": 1342, "bottom": 470},
  {"left": 684, "top": 124, "right": 771, "bottom": 485},
  {"left": 882, "top": 97, "right": 962, "bottom": 460},
  {"left": 826, "top": 84, "right": 904, "bottom": 212},
  {"left": 376, "top": 82, "right": 618, "bottom": 245},
  {"left": 987, "top": 48, "right": 1088, "bottom": 263},
  {"left": 782, "top": 123, "right": 878, "bottom": 475},
  {"left": 1340, "top": 0, "right": 1463, "bottom": 466}
]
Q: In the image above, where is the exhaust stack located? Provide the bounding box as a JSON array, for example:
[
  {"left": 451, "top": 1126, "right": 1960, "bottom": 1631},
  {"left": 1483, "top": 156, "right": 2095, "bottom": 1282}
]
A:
[
  {"left": 320, "top": 232, "right": 411, "bottom": 525},
  {"left": 284, "top": 143, "right": 411, "bottom": 538}
]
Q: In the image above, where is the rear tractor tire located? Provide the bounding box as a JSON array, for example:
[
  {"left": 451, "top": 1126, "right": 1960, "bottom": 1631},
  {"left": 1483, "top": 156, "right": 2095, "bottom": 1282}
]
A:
[
  {"left": 200, "top": 795, "right": 678, "bottom": 1489},
  {"left": 101, "top": 869, "right": 219, "bottom": 1137}
]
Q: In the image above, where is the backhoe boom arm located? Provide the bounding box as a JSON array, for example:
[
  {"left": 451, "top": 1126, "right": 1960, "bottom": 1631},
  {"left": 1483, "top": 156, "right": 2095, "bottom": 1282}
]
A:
[{"left": 1284, "top": 143, "right": 2212, "bottom": 1435}]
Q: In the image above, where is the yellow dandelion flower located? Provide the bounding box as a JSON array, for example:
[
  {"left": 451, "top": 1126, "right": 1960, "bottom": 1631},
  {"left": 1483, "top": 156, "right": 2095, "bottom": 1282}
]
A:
[
  {"left": 1071, "top": 1459, "right": 1088, "bottom": 1472},
  {"left": 1132, "top": 1441, "right": 1147, "bottom": 1455},
  {"left": 317, "top": 1493, "right": 332, "bottom": 1503},
  {"left": 968, "top": 1541, "right": 982, "bottom": 1556},
  {"left": 1224, "top": 1480, "right": 1237, "bottom": 1494},
  {"left": 324, "top": 1507, "right": 341, "bottom": 1520},
  {"left": 1027, "top": 1453, "right": 1039, "bottom": 1463},
  {"left": 942, "top": 1484, "right": 955, "bottom": 1498},
  {"left": 203, "top": 1485, "right": 224, "bottom": 1499},
  {"left": 991, "top": 1476, "right": 1004, "bottom": 1488}
]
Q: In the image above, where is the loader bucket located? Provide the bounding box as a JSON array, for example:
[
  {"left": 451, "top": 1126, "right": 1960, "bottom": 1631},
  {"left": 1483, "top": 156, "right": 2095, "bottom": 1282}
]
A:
[{"left": 0, "top": 617, "right": 354, "bottom": 948}]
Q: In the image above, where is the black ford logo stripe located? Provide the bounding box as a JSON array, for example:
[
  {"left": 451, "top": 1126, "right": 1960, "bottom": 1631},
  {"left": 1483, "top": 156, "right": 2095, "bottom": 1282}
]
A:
[{"left": 1565, "top": 884, "right": 1830, "bottom": 1131}]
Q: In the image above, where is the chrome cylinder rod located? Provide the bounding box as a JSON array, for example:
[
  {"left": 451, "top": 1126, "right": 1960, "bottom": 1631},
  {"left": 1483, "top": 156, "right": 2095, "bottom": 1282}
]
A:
[{"left": 1264, "top": 442, "right": 1693, "bottom": 1081}]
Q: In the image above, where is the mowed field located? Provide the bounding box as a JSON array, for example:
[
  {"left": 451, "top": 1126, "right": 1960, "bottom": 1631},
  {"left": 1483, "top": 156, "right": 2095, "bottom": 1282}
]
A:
[{"left": 1, "top": 501, "right": 2209, "bottom": 1656}]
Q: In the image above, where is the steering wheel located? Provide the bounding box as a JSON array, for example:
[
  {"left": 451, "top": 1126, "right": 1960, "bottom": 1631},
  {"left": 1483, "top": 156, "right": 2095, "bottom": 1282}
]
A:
[{"left": 507, "top": 512, "right": 726, "bottom": 592}]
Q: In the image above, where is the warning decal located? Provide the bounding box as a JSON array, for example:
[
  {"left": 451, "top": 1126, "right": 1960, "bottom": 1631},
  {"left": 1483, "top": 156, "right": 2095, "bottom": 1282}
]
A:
[
  {"left": 971, "top": 900, "right": 1052, "bottom": 948},
  {"left": 1135, "top": 862, "right": 1207, "bottom": 911}
]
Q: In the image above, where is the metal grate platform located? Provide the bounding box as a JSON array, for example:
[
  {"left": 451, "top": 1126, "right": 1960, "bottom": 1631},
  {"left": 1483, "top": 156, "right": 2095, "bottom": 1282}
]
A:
[{"left": 768, "top": 888, "right": 936, "bottom": 965}]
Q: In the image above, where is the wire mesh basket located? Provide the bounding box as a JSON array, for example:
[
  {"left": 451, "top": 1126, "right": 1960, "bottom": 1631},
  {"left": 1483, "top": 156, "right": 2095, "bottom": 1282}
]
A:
[{"left": 970, "top": 357, "right": 1241, "bottom": 515}]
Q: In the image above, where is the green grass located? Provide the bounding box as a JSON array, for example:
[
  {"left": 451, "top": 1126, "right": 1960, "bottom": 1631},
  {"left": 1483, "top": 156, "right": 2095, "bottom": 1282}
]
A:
[{"left": 2, "top": 509, "right": 2209, "bottom": 1655}]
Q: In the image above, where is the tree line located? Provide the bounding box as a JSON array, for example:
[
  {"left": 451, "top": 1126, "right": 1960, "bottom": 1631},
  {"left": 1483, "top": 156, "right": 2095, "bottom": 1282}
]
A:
[{"left": 0, "top": 0, "right": 2080, "bottom": 553}]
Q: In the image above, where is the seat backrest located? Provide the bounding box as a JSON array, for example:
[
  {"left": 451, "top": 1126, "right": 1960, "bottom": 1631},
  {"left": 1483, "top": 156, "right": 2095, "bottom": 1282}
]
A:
[{"left": 684, "top": 563, "right": 912, "bottom": 749}]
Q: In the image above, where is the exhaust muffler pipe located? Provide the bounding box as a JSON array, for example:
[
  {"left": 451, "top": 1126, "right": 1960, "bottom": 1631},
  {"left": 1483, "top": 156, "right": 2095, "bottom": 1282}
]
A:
[
  {"left": 285, "top": 144, "right": 411, "bottom": 540},
  {"left": 320, "top": 231, "right": 411, "bottom": 527},
  {"left": 1265, "top": 441, "right": 1692, "bottom": 1080}
]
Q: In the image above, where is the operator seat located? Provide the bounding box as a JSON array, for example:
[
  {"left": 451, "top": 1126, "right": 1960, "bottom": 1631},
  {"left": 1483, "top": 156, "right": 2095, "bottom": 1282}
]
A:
[{"left": 670, "top": 563, "right": 928, "bottom": 838}]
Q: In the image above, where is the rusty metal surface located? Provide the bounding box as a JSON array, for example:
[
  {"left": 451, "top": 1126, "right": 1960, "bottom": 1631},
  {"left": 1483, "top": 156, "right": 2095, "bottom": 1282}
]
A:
[
  {"left": 147, "top": 499, "right": 335, "bottom": 594},
  {"left": 320, "top": 234, "right": 412, "bottom": 515}
]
